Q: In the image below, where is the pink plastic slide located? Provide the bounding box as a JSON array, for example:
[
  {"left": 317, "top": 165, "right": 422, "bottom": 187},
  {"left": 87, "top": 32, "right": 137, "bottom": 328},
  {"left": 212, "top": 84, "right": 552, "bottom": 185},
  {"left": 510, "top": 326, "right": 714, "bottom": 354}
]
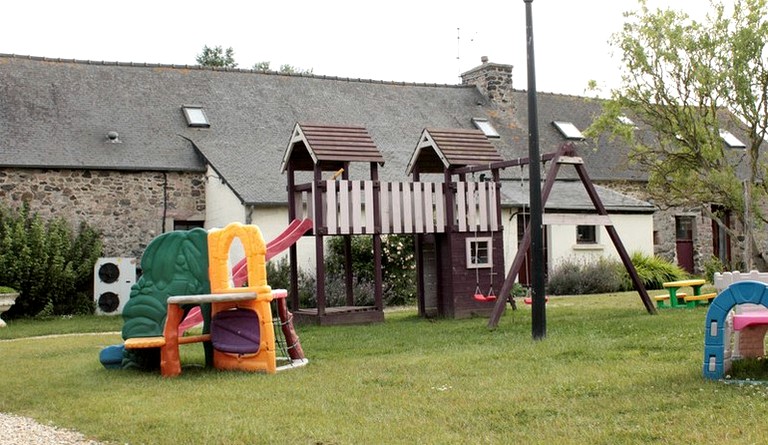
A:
[{"left": 177, "top": 219, "right": 313, "bottom": 334}]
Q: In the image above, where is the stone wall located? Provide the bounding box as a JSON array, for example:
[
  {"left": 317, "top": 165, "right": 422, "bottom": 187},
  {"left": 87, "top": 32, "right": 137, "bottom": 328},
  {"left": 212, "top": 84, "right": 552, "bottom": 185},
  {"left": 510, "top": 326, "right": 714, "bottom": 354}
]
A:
[{"left": 0, "top": 168, "right": 206, "bottom": 258}]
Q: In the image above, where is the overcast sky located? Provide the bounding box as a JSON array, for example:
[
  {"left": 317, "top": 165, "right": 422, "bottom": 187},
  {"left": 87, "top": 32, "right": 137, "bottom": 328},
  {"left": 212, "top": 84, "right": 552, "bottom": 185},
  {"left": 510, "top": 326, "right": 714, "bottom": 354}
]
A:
[{"left": 1, "top": 0, "right": 732, "bottom": 97}]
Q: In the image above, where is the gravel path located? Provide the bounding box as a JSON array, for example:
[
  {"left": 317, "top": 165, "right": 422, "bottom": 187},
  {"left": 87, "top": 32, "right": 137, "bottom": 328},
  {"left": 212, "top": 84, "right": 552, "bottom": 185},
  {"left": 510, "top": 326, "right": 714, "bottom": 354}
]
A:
[
  {"left": 0, "top": 412, "right": 105, "bottom": 444},
  {"left": 0, "top": 413, "right": 105, "bottom": 445}
]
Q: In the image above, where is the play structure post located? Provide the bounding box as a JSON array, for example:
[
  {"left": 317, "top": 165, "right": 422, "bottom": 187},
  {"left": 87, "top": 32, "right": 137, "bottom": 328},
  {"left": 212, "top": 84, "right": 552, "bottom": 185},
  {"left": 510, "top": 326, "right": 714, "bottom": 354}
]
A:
[{"left": 524, "top": 0, "right": 546, "bottom": 340}]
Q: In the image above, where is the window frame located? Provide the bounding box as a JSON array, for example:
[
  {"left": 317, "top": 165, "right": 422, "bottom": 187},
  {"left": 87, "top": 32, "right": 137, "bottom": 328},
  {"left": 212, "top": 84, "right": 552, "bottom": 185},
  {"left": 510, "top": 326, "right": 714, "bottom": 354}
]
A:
[
  {"left": 576, "top": 225, "right": 598, "bottom": 245},
  {"left": 466, "top": 237, "right": 493, "bottom": 269}
]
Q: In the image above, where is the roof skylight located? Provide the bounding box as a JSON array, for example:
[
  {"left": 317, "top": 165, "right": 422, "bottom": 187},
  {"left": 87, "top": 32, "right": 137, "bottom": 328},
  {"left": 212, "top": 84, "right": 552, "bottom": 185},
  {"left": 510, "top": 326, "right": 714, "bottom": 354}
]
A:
[
  {"left": 719, "top": 129, "right": 746, "bottom": 148},
  {"left": 182, "top": 106, "right": 210, "bottom": 128},
  {"left": 552, "top": 121, "right": 585, "bottom": 140},
  {"left": 618, "top": 115, "right": 638, "bottom": 128},
  {"left": 472, "top": 118, "right": 500, "bottom": 138}
]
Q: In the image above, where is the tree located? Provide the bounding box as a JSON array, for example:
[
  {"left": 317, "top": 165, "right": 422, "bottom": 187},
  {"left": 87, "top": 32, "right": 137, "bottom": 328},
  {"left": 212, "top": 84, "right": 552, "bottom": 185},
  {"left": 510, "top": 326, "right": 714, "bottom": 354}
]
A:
[
  {"left": 588, "top": 0, "right": 768, "bottom": 269},
  {"left": 195, "top": 45, "right": 238, "bottom": 68},
  {"left": 279, "top": 64, "right": 313, "bottom": 75}
]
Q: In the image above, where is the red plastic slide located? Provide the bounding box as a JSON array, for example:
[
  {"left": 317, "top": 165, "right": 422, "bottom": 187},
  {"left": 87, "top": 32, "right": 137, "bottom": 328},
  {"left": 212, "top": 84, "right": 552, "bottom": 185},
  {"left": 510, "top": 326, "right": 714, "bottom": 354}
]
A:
[{"left": 177, "top": 219, "right": 313, "bottom": 335}]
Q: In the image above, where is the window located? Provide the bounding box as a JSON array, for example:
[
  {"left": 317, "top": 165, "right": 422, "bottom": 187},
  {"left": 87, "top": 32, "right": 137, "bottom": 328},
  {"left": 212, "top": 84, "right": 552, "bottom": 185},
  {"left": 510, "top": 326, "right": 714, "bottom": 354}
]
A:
[
  {"left": 552, "top": 121, "right": 585, "bottom": 140},
  {"left": 472, "top": 118, "right": 500, "bottom": 138},
  {"left": 174, "top": 220, "right": 205, "bottom": 231},
  {"left": 719, "top": 129, "right": 746, "bottom": 148},
  {"left": 576, "top": 225, "right": 597, "bottom": 244},
  {"left": 466, "top": 237, "right": 492, "bottom": 268},
  {"left": 182, "top": 106, "right": 210, "bottom": 128}
]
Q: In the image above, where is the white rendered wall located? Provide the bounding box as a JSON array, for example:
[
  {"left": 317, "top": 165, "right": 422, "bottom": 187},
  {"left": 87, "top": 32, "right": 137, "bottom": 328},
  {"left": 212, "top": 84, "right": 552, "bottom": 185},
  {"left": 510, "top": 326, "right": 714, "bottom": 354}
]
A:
[
  {"left": 501, "top": 211, "right": 654, "bottom": 279},
  {"left": 545, "top": 213, "right": 653, "bottom": 271},
  {"left": 246, "top": 205, "right": 317, "bottom": 270},
  {"left": 204, "top": 166, "right": 246, "bottom": 229}
]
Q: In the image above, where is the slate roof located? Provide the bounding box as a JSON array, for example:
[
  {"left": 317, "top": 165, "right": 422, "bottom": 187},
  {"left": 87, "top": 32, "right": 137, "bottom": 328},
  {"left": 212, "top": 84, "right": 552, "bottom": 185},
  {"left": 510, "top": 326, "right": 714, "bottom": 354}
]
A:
[
  {"left": 0, "top": 54, "right": 659, "bottom": 209},
  {"left": 500, "top": 180, "right": 655, "bottom": 213}
]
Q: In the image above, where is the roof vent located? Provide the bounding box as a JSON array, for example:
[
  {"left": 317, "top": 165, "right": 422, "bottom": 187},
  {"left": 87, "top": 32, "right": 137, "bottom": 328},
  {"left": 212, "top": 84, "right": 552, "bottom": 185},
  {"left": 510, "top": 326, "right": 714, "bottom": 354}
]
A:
[{"left": 105, "top": 131, "right": 121, "bottom": 143}]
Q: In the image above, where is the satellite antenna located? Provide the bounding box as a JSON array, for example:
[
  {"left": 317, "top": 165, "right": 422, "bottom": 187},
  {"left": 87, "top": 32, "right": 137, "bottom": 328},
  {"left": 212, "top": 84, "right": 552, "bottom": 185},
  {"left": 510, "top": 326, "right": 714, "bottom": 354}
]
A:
[{"left": 456, "top": 27, "right": 461, "bottom": 77}]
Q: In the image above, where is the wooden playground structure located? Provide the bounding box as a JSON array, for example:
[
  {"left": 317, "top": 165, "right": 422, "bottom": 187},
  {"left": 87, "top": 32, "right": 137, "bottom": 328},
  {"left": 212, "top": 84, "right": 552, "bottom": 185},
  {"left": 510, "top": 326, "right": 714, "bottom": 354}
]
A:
[{"left": 280, "top": 123, "right": 655, "bottom": 326}]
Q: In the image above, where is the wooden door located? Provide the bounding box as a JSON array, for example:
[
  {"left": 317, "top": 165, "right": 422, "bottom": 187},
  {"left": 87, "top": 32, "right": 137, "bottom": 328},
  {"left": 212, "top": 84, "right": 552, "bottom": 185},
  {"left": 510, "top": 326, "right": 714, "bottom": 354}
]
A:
[{"left": 676, "top": 216, "right": 695, "bottom": 274}]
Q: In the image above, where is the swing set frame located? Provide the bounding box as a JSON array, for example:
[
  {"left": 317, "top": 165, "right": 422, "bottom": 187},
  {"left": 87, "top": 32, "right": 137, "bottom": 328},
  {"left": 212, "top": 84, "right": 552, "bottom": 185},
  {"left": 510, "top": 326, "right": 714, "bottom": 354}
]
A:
[{"left": 451, "top": 143, "right": 657, "bottom": 328}]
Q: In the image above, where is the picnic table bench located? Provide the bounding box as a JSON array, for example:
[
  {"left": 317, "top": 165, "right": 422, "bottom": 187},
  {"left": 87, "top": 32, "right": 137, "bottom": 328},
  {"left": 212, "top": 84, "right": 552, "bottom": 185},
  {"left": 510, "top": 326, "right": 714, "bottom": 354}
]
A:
[{"left": 656, "top": 279, "right": 710, "bottom": 308}]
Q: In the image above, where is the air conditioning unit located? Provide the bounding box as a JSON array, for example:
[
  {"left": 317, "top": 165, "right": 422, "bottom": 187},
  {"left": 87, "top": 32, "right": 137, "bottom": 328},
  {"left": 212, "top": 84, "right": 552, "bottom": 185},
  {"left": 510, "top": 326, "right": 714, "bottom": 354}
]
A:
[{"left": 94, "top": 257, "right": 136, "bottom": 315}]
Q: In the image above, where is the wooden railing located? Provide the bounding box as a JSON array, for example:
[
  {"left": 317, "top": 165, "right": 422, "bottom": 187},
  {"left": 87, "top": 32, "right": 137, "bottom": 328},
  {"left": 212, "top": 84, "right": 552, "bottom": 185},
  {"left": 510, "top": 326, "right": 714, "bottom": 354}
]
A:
[{"left": 292, "top": 180, "right": 499, "bottom": 235}]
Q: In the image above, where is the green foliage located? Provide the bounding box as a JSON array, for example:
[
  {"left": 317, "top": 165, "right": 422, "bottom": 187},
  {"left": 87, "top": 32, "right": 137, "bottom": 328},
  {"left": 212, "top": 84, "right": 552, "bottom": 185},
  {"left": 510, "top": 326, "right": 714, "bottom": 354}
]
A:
[
  {"left": 728, "top": 356, "right": 768, "bottom": 380},
  {"left": 621, "top": 251, "right": 688, "bottom": 290},
  {"left": 253, "top": 61, "right": 271, "bottom": 71},
  {"left": 325, "top": 235, "right": 416, "bottom": 306},
  {"left": 265, "top": 257, "right": 316, "bottom": 307},
  {"left": 0, "top": 202, "right": 103, "bottom": 318},
  {"left": 547, "top": 256, "right": 625, "bottom": 295},
  {"left": 195, "top": 45, "right": 238, "bottom": 68},
  {"left": 703, "top": 255, "right": 726, "bottom": 283},
  {"left": 0, "top": 286, "right": 17, "bottom": 293},
  {"left": 547, "top": 252, "right": 686, "bottom": 295},
  {"left": 279, "top": 64, "right": 313, "bottom": 75},
  {"left": 588, "top": 0, "right": 768, "bottom": 267}
]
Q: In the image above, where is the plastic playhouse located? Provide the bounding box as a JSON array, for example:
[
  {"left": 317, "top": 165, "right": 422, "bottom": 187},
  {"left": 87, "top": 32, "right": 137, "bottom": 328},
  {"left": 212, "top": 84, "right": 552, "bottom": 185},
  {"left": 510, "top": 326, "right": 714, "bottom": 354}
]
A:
[
  {"left": 702, "top": 271, "right": 768, "bottom": 380},
  {"left": 100, "top": 222, "right": 308, "bottom": 376}
]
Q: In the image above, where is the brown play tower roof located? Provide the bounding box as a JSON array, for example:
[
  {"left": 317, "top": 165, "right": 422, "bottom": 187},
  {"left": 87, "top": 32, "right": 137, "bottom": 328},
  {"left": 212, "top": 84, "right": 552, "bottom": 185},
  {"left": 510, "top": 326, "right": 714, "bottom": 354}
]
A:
[
  {"left": 405, "top": 128, "right": 504, "bottom": 175},
  {"left": 280, "top": 123, "right": 386, "bottom": 172}
]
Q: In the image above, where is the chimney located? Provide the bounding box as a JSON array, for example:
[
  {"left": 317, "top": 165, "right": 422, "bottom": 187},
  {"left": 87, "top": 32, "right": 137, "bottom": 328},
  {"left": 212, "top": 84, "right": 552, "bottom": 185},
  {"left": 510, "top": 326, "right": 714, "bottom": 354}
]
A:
[{"left": 460, "top": 56, "right": 513, "bottom": 105}]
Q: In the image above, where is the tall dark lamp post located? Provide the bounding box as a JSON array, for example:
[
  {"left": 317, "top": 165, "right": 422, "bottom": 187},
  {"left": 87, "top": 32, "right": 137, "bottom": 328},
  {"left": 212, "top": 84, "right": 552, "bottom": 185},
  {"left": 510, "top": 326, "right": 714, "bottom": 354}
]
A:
[{"left": 524, "top": 0, "right": 546, "bottom": 340}]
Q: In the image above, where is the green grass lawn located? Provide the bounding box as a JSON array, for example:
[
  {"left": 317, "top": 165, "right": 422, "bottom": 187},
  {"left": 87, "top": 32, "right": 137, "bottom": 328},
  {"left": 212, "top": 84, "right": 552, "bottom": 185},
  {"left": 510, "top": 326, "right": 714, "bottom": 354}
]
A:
[{"left": 2, "top": 291, "right": 768, "bottom": 444}]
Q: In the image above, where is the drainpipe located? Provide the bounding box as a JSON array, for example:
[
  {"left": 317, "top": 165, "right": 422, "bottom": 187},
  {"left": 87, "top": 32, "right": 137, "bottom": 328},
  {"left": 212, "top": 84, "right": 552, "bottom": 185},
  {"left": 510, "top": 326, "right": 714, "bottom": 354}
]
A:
[
  {"left": 162, "top": 172, "right": 168, "bottom": 232},
  {"left": 245, "top": 204, "right": 253, "bottom": 225}
]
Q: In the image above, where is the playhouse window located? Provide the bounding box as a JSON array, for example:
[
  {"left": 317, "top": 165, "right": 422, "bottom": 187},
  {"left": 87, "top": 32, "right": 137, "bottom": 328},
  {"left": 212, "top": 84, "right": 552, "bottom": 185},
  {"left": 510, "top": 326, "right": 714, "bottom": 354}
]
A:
[
  {"left": 467, "top": 237, "right": 492, "bottom": 268},
  {"left": 576, "top": 225, "right": 597, "bottom": 244}
]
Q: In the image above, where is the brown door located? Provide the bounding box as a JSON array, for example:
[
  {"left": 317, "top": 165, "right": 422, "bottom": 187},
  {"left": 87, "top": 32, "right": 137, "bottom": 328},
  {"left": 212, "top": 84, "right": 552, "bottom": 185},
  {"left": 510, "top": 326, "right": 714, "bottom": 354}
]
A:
[{"left": 676, "top": 216, "right": 695, "bottom": 273}]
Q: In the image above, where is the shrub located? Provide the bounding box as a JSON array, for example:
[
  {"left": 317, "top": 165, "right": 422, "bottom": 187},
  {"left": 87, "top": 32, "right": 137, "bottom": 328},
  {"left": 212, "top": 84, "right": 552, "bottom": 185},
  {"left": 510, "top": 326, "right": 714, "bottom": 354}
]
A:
[
  {"left": 547, "top": 256, "right": 625, "bottom": 295},
  {"left": 265, "top": 257, "right": 316, "bottom": 307},
  {"left": 325, "top": 234, "right": 416, "bottom": 307},
  {"left": 620, "top": 251, "right": 688, "bottom": 290},
  {"left": 703, "top": 255, "right": 726, "bottom": 283},
  {"left": 0, "top": 202, "right": 103, "bottom": 318}
]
